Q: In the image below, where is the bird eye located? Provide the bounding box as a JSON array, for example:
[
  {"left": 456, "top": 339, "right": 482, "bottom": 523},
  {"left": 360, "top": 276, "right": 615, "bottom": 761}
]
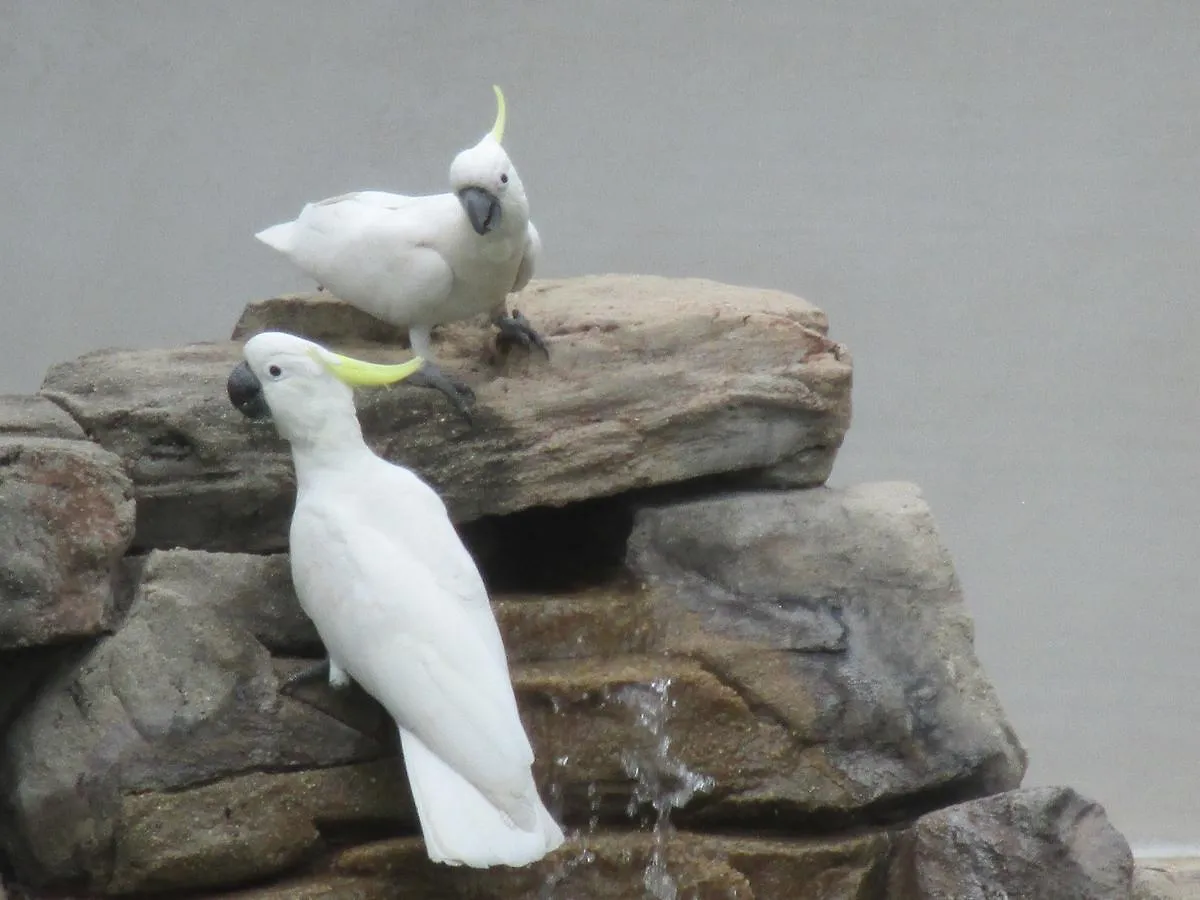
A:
[
  {"left": 500, "top": 173, "right": 509, "bottom": 184},
  {"left": 268, "top": 364, "right": 282, "bottom": 378}
]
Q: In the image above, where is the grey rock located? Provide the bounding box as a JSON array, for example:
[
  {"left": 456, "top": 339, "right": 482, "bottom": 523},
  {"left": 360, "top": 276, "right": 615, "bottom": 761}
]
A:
[
  {"left": 0, "top": 395, "right": 85, "bottom": 439},
  {"left": 0, "top": 437, "right": 134, "bottom": 649},
  {"left": 41, "top": 275, "right": 851, "bottom": 552},
  {"left": 494, "top": 585, "right": 661, "bottom": 662},
  {"left": 135, "top": 548, "right": 320, "bottom": 655},
  {"left": 889, "top": 786, "right": 1135, "bottom": 900},
  {"left": 321, "top": 831, "right": 891, "bottom": 900},
  {"left": 1135, "top": 858, "right": 1200, "bottom": 900},
  {"left": 624, "top": 482, "right": 1027, "bottom": 823},
  {"left": 0, "top": 549, "right": 391, "bottom": 892},
  {"left": 107, "top": 761, "right": 412, "bottom": 896},
  {"left": 232, "top": 291, "right": 409, "bottom": 345}
]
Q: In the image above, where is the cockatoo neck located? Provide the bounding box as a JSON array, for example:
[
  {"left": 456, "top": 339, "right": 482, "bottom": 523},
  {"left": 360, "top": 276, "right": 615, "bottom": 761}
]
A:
[{"left": 277, "top": 402, "right": 372, "bottom": 483}]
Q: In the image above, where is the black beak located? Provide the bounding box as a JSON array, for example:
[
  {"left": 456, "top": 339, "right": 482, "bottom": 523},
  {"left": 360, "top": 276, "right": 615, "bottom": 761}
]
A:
[
  {"left": 458, "top": 186, "right": 502, "bottom": 235},
  {"left": 227, "top": 361, "right": 271, "bottom": 420}
]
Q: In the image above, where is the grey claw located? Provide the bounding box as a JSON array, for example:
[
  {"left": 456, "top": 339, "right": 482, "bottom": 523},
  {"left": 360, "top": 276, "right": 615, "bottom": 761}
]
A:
[
  {"left": 494, "top": 309, "right": 550, "bottom": 358},
  {"left": 407, "top": 363, "right": 475, "bottom": 424}
]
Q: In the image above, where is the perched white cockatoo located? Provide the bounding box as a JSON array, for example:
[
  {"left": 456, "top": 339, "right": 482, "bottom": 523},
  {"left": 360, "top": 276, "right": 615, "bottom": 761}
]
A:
[
  {"left": 254, "top": 86, "right": 545, "bottom": 422},
  {"left": 226, "top": 330, "right": 564, "bottom": 867}
]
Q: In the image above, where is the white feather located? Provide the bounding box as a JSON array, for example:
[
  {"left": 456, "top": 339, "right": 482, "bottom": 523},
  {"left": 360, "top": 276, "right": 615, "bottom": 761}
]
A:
[
  {"left": 240, "top": 332, "right": 563, "bottom": 867},
  {"left": 254, "top": 121, "right": 539, "bottom": 365},
  {"left": 401, "top": 730, "right": 564, "bottom": 867}
]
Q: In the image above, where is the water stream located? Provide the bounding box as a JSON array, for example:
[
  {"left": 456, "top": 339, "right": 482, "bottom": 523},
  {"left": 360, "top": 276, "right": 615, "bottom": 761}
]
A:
[
  {"left": 617, "top": 678, "right": 716, "bottom": 900},
  {"left": 539, "top": 679, "right": 716, "bottom": 898}
]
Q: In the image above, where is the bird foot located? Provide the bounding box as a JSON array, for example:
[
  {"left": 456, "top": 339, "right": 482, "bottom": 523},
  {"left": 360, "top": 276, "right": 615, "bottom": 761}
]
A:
[
  {"left": 407, "top": 363, "right": 476, "bottom": 424},
  {"left": 493, "top": 309, "right": 550, "bottom": 358},
  {"left": 279, "top": 659, "right": 331, "bottom": 695}
]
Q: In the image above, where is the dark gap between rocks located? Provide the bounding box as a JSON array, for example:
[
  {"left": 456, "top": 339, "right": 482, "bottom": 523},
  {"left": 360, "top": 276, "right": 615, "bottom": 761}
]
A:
[
  {"left": 312, "top": 815, "right": 421, "bottom": 850},
  {"left": 460, "top": 495, "right": 635, "bottom": 594},
  {"left": 459, "top": 467, "right": 807, "bottom": 595}
]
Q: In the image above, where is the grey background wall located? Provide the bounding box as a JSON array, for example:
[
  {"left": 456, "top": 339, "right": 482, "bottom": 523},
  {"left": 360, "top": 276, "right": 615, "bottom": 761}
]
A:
[{"left": 3, "top": 1, "right": 1197, "bottom": 850}]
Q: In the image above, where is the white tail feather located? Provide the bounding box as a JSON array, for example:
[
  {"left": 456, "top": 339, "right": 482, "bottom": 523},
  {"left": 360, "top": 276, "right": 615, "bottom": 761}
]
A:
[
  {"left": 255, "top": 221, "right": 296, "bottom": 252},
  {"left": 400, "top": 729, "right": 564, "bottom": 868}
]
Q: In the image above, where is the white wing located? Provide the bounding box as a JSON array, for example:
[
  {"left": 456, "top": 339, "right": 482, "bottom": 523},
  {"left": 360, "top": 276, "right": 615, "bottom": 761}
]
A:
[
  {"left": 290, "top": 471, "right": 535, "bottom": 824},
  {"left": 316, "top": 190, "right": 421, "bottom": 210},
  {"left": 256, "top": 191, "right": 461, "bottom": 326},
  {"left": 512, "top": 220, "right": 540, "bottom": 293},
  {"left": 352, "top": 459, "right": 510, "bottom": 666}
]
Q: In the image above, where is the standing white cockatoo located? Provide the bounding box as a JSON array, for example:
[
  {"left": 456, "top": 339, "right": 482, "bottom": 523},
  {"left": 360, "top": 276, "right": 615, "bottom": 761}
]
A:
[
  {"left": 254, "top": 86, "right": 545, "bottom": 422},
  {"left": 226, "top": 330, "right": 564, "bottom": 867}
]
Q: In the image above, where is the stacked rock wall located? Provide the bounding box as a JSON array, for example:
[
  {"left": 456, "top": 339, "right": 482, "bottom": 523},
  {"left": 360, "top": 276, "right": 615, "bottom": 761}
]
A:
[{"left": 0, "top": 277, "right": 1135, "bottom": 899}]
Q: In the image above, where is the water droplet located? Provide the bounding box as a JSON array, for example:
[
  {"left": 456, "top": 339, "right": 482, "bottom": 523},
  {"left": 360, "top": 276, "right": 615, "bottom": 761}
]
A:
[{"left": 615, "top": 679, "right": 714, "bottom": 899}]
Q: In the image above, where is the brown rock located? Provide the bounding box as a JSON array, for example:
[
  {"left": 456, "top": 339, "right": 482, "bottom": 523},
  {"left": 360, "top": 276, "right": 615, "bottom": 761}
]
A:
[
  {"left": 0, "top": 550, "right": 390, "bottom": 892},
  {"left": 41, "top": 275, "right": 851, "bottom": 552},
  {"left": 0, "top": 395, "right": 85, "bottom": 439},
  {"left": 513, "top": 656, "right": 821, "bottom": 826},
  {"left": 212, "top": 875, "right": 407, "bottom": 900},
  {"left": 230, "top": 275, "right": 832, "bottom": 343},
  {"left": 889, "top": 786, "right": 1134, "bottom": 900},
  {"left": 494, "top": 585, "right": 660, "bottom": 662},
  {"left": 232, "top": 291, "right": 409, "bottom": 345},
  {"left": 325, "top": 830, "right": 891, "bottom": 900},
  {"left": 0, "top": 437, "right": 134, "bottom": 649},
  {"left": 108, "top": 761, "right": 413, "bottom": 895},
  {"left": 624, "top": 482, "right": 1027, "bottom": 824}
]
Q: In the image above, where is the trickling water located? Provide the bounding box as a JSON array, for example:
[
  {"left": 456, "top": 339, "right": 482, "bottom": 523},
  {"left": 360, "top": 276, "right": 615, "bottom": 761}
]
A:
[
  {"left": 539, "top": 695, "right": 603, "bottom": 900},
  {"left": 538, "top": 846, "right": 597, "bottom": 900},
  {"left": 547, "top": 752, "right": 570, "bottom": 823},
  {"left": 539, "top": 681, "right": 715, "bottom": 899},
  {"left": 617, "top": 678, "right": 716, "bottom": 900}
]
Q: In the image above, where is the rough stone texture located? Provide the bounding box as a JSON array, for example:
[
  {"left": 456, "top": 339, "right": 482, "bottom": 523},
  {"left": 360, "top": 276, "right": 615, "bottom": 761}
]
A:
[
  {"left": 314, "top": 831, "right": 892, "bottom": 900},
  {"left": 212, "top": 876, "right": 408, "bottom": 899},
  {"left": 0, "top": 395, "right": 85, "bottom": 439},
  {"left": 0, "top": 550, "right": 392, "bottom": 893},
  {"left": 0, "top": 437, "right": 135, "bottom": 649},
  {"left": 624, "top": 482, "right": 1027, "bottom": 824},
  {"left": 130, "top": 548, "right": 321, "bottom": 656},
  {"left": 1135, "top": 859, "right": 1200, "bottom": 900},
  {"left": 516, "top": 656, "right": 816, "bottom": 826},
  {"left": 0, "top": 550, "right": 678, "bottom": 895},
  {"left": 889, "top": 787, "right": 1135, "bottom": 900},
  {"left": 0, "top": 278, "right": 1137, "bottom": 898},
  {"left": 40, "top": 275, "right": 852, "bottom": 552},
  {"left": 495, "top": 585, "right": 660, "bottom": 662},
  {"left": 231, "top": 292, "right": 410, "bottom": 345},
  {"left": 108, "top": 762, "right": 413, "bottom": 895}
]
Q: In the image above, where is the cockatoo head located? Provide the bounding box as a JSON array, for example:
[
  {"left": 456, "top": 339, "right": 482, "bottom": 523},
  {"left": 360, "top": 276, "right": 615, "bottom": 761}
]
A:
[
  {"left": 449, "top": 85, "right": 528, "bottom": 236},
  {"left": 227, "top": 331, "right": 423, "bottom": 444}
]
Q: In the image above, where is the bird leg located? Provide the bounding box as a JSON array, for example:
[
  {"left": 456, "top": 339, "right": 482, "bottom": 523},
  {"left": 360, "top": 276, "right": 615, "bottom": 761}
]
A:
[
  {"left": 404, "top": 325, "right": 475, "bottom": 423},
  {"left": 279, "top": 659, "right": 331, "bottom": 694},
  {"left": 279, "top": 657, "right": 352, "bottom": 695},
  {"left": 493, "top": 308, "right": 550, "bottom": 358}
]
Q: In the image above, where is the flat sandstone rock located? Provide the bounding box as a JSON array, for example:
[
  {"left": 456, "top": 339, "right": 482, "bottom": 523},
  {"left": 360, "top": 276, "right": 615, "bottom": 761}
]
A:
[{"left": 40, "top": 275, "right": 851, "bottom": 552}]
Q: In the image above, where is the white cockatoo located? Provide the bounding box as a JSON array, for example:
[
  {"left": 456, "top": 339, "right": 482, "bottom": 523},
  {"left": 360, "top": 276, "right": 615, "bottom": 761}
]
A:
[
  {"left": 254, "top": 86, "right": 545, "bottom": 422},
  {"left": 226, "top": 330, "right": 564, "bottom": 867}
]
